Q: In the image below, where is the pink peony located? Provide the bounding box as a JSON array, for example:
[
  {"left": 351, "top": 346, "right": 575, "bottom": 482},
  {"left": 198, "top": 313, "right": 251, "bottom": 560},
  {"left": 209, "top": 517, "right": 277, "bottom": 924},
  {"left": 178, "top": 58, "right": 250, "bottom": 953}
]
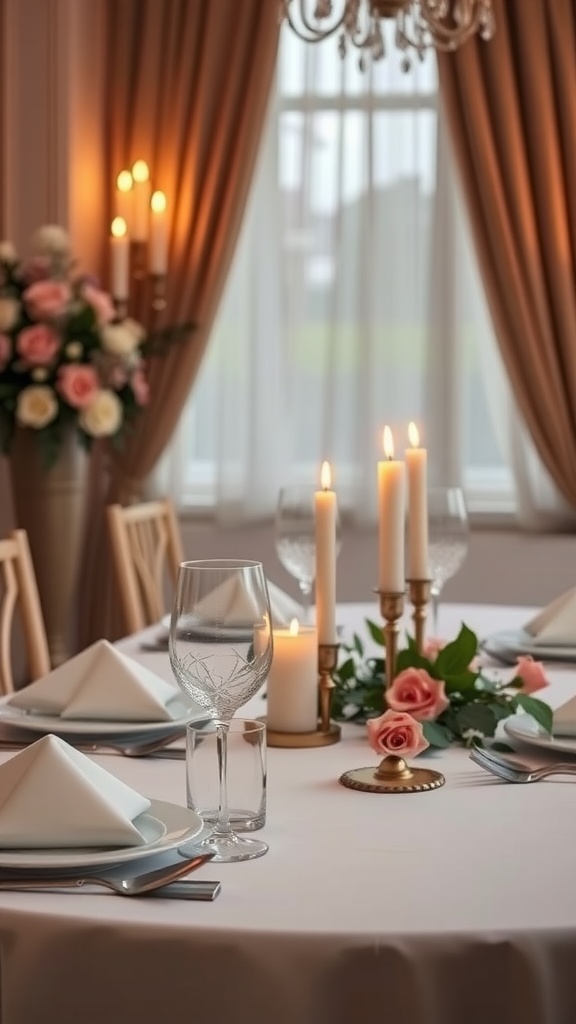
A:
[
  {"left": 82, "top": 283, "right": 116, "bottom": 326},
  {"left": 131, "top": 366, "right": 149, "bottom": 406},
  {"left": 24, "top": 279, "right": 71, "bottom": 319},
  {"left": 57, "top": 364, "right": 99, "bottom": 408},
  {"left": 515, "top": 655, "right": 549, "bottom": 695},
  {"left": 386, "top": 666, "right": 450, "bottom": 721},
  {"left": 367, "top": 709, "right": 429, "bottom": 759},
  {"left": 0, "top": 333, "right": 11, "bottom": 370},
  {"left": 16, "top": 324, "right": 60, "bottom": 366}
]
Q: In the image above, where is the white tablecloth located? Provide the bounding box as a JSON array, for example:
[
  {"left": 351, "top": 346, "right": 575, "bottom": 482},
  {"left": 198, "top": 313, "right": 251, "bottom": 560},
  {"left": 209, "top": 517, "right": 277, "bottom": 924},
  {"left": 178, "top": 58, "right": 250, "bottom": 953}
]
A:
[{"left": 1, "top": 602, "right": 576, "bottom": 1024}]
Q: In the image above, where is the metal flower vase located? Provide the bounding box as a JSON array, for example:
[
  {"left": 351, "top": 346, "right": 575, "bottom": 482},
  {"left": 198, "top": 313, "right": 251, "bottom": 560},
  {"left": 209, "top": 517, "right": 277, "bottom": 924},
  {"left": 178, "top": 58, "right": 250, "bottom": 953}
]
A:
[{"left": 9, "top": 427, "right": 87, "bottom": 667}]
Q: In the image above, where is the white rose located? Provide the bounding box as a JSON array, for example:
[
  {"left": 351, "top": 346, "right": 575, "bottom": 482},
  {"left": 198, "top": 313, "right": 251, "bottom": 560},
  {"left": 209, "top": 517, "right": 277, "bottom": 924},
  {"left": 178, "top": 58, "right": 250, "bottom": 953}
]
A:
[
  {"left": 31, "top": 224, "right": 71, "bottom": 257},
  {"left": 0, "top": 241, "right": 17, "bottom": 263},
  {"left": 100, "top": 323, "right": 140, "bottom": 358},
  {"left": 16, "top": 385, "right": 58, "bottom": 429},
  {"left": 0, "top": 296, "right": 20, "bottom": 331},
  {"left": 123, "top": 318, "right": 146, "bottom": 344},
  {"left": 79, "top": 389, "right": 123, "bottom": 438}
]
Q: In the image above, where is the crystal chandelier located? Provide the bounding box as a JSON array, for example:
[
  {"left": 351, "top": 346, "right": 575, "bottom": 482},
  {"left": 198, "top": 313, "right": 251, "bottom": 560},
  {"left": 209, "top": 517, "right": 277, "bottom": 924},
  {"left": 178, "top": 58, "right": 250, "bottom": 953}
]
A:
[{"left": 281, "top": 1, "right": 496, "bottom": 69}]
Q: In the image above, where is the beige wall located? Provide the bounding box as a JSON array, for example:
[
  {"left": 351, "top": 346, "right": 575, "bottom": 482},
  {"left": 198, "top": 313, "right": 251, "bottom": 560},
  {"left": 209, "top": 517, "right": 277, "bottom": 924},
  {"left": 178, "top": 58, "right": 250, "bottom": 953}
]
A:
[{"left": 180, "top": 516, "right": 576, "bottom": 611}]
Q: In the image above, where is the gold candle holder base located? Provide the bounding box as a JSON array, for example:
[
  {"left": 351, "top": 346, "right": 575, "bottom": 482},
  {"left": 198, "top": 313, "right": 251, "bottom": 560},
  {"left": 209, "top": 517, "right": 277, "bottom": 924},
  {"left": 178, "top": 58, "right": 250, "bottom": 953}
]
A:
[
  {"left": 407, "top": 578, "right": 431, "bottom": 654},
  {"left": 263, "top": 720, "right": 341, "bottom": 748},
  {"left": 318, "top": 642, "right": 339, "bottom": 733},
  {"left": 340, "top": 754, "right": 445, "bottom": 794},
  {"left": 377, "top": 590, "right": 405, "bottom": 693}
]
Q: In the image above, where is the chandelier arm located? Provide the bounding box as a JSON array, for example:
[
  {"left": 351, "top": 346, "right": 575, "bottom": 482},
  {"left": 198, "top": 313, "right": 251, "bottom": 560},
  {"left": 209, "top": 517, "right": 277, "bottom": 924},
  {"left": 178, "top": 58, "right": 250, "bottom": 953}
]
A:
[{"left": 282, "top": 1, "right": 348, "bottom": 43}]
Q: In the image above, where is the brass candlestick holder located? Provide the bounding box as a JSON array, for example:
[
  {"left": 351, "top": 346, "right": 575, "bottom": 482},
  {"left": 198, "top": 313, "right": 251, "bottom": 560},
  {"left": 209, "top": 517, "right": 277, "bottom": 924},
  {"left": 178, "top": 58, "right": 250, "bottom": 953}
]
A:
[
  {"left": 378, "top": 590, "right": 405, "bottom": 695},
  {"left": 340, "top": 755, "right": 445, "bottom": 794},
  {"left": 264, "top": 641, "right": 341, "bottom": 749},
  {"left": 407, "top": 578, "right": 431, "bottom": 654}
]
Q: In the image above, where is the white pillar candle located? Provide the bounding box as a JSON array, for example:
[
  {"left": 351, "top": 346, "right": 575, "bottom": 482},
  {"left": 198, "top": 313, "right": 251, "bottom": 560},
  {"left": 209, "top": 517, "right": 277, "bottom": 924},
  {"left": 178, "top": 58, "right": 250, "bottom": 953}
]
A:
[
  {"left": 131, "top": 159, "right": 151, "bottom": 242},
  {"left": 110, "top": 217, "right": 129, "bottom": 301},
  {"left": 406, "top": 421, "right": 429, "bottom": 579},
  {"left": 315, "top": 460, "right": 337, "bottom": 644},
  {"left": 377, "top": 426, "right": 406, "bottom": 593},
  {"left": 149, "top": 190, "right": 168, "bottom": 274},
  {"left": 115, "top": 169, "right": 134, "bottom": 236},
  {"left": 266, "top": 620, "right": 318, "bottom": 733}
]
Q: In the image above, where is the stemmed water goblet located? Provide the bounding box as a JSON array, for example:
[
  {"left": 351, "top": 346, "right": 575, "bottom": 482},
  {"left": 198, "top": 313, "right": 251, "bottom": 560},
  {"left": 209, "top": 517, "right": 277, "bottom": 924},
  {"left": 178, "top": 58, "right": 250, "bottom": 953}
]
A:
[
  {"left": 428, "top": 487, "right": 469, "bottom": 635},
  {"left": 169, "top": 559, "right": 273, "bottom": 863},
  {"left": 275, "top": 485, "right": 341, "bottom": 620}
]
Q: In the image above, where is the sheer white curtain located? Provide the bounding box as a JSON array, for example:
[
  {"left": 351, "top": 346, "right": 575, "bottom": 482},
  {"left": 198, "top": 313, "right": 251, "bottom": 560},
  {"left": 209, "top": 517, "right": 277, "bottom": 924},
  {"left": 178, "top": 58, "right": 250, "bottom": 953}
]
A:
[{"left": 159, "top": 31, "right": 516, "bottom": 523}]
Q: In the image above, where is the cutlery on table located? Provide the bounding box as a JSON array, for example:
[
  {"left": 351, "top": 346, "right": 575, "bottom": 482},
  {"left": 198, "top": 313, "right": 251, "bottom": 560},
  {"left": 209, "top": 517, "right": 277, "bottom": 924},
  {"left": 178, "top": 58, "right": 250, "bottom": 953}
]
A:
[
  {"left": 0, "top": 733, "right": 186, "bottom": 759},
  {"left": 469, "top": 745, "right": 576, "bottom": 783},
  {"left": 0, "top": 851, "right": 219, "bottom": 899}
]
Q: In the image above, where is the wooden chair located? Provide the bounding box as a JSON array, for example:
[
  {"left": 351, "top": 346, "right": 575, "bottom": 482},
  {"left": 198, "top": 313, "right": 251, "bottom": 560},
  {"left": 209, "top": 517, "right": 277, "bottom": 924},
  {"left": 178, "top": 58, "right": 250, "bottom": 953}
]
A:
[
  {"left": 106, "top": 499, "right": 184, "bottom": 634},
  {"left": 0, "top": 529, "right": 51, "bottom": 694}
]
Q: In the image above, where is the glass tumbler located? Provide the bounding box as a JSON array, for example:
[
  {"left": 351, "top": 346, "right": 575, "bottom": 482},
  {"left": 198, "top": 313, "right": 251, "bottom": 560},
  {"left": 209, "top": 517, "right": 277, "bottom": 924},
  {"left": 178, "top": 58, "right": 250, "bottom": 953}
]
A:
[{"left": 186, "top": 719, "right": 266, "bottom": 832}]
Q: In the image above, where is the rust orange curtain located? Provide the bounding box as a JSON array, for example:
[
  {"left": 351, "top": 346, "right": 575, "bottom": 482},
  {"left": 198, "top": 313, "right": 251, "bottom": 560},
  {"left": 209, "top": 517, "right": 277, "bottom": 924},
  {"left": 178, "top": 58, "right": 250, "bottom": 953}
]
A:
[
  {"left": 78, "top": 0, "right": 279, "bottom": 644},
  {"left": 438, "top": 0, "right": 576, "bottom": 507}
]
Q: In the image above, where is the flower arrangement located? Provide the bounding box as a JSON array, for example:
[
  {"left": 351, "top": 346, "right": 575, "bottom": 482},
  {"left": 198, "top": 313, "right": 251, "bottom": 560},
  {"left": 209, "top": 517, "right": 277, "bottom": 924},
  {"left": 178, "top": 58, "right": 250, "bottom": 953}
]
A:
[
  {"left": 332, "top": 620, "right": 553, "bottom": 759},
  {"left": 0, "top": 225, "right": 191, "bottom": 466}
]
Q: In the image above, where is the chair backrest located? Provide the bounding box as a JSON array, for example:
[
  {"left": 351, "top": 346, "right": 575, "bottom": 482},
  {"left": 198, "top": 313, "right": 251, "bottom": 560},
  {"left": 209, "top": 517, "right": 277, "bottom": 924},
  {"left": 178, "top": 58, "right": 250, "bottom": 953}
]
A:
[
  {"left": 0, "top": 529, "right": 51, "bottom": 694},
  {"left": 106, "top": 499, "right": 184, "bottom": 634}
]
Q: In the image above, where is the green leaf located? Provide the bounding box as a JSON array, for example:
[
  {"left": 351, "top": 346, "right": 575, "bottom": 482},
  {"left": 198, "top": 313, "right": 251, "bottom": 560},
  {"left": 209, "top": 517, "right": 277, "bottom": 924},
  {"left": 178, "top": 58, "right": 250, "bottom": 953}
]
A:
[
  {"left": 365, "top": 619, "right": 385, "bottom": 646},
  {"left": 335, "top": 657, "right": 356, "bottom": 683},
  {"left": 352, "top": 633, "right": 364, "bottom": 657},
  {"left": 514, "top": 694, "right": 553, "bottom": 735},
  {"left": 435, "top": 623, "right": 478, "bottom": 676},
  {"left": 442, "top": 669, "right": 478, "bottom": 694},
  {"left": 455, "top": 703, "right": 497, "bottom": 739},
  {"left": 395, "top": 648, "right": 433, "bottom": 673},
  {"left": 421, "top": 720, "right": 453, "bottom": 748}
]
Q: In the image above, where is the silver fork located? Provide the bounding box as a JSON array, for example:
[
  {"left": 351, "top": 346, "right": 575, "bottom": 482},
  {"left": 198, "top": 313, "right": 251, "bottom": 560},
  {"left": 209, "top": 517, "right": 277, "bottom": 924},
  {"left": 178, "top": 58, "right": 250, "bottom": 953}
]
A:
[{"left": 469, "top": 745, "right": 576, "bottom": 782}]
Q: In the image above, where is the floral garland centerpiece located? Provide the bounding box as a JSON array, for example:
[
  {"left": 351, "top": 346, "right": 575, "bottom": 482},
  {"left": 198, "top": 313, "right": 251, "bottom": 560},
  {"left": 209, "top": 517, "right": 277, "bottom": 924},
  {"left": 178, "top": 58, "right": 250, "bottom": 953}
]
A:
[
  {"left": 332, "top": 619, "right": 553, "bottom": 758},
  {"left": 0, "top": 225, "right": 190, "bottom": 466}
]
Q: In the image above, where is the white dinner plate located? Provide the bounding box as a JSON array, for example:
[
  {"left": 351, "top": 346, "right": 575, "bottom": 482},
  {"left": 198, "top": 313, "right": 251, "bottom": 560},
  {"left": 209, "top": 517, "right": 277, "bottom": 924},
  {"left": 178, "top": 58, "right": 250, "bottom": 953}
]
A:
[
  {"left": 482, "top": 629, "right": 576, "bottom": 663},
  {"left": 504, "top": 714, "right": 576, "bottom": 755},
  {"left": 0, "top": 696, "right": 197, "bottom": 738},
  {"left": 0, "top": 799, "right": 203, "bottom": 871}
]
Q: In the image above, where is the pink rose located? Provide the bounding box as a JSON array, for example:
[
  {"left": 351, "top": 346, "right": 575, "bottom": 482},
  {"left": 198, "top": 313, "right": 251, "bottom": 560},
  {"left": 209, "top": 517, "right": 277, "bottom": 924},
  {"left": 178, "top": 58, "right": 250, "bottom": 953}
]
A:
[
  {"left": 82, "top": 283, "right": 116, "bottom": 326},
  {"left": 515, "top": 655, "right": 549, "bottom": 695},
  {"left": 367, "top": 709, "right": 429, "bottom": 758},
  {"left": 131, "top": 366, "right": 149, "bottom": 406},
  {"left": 386, "top": 666, "right": 449, "bottom": 721},
  {"left": 0, "top": 333, "right": 11, "bottom": 370},
  {"left": 57, "top": 364, "right": 99, "bottom": 408},
  {"left": 16, "top": 324, "right": 60, "bottom": 366},
  {"left": 24, "top": 279, "right": 71, "bottom": 319}
]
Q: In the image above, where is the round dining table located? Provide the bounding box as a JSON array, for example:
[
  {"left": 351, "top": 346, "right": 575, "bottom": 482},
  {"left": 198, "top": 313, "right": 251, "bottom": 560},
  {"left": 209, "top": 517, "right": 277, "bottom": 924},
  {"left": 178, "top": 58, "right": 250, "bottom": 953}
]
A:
[{"left": 0, "top": 601, "right": 575, "bottom": 1024}]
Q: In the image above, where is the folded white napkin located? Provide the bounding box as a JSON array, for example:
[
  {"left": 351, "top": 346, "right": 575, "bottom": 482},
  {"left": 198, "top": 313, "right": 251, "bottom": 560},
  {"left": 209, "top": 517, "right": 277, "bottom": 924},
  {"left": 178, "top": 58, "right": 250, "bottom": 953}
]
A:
[
  {"left": 552, "top": 697, "right": 576, "bottom": 737},
  {"left": 9, "top": 640, "right": 177, "bottom": 722},
  {"left": 266, "top": 582, "right": 303, "bottom": 627},
  {"left": 188, "top": 578, "right": 301, "bottom": 629},
  {"left": 524, "top": 587, "right": 576, "bottom": 647},
  {"left": 0, "top": 735, "right": 151, "bottom": 848}
]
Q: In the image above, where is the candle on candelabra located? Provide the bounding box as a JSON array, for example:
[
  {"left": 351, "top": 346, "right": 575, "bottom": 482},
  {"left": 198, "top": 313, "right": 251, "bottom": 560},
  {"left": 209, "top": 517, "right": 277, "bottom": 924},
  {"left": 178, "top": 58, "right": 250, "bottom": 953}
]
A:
[
  {"left": 406, "top": 421, "right": 428, "bottom": 580},
  {"left": 150, "top": 190, "right": 168, "bottom": 275},
  {"left": 315, "top": 460, "right": 337, "bottom": 645},
  {"left": 377, "top": 426, "right": 405, "bottom": 593},
  {"left": 266, "top": 619, "right": 318, "bottom": 733},
  {"left": 131, "top": 159, "right": 151, "bottom": 242},
  {"left": 110, "top": 217, "right": 129, "bottom": 301},
  {"left": 116, "top": 170, "right": 134, "bottom": 235}
]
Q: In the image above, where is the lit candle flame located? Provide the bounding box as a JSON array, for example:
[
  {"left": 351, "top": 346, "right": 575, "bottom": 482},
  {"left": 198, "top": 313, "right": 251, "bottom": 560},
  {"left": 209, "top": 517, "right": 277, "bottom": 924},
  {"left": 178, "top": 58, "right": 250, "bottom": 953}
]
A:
[
  {"left": 383, "top": 425, "right": 394, "bottom": 460},
  {"left": 408, "top": 421, "right": 420, "bottom": 448},
  {"left": 151, "top": 190, "right": 167, "bottom": 213},
  {"left": 289, "top": 618, "right": 299, "bottom": 637},
  {"left": 132, "top": 159, "right": 150, "bottom": 183},
  {"left": 320, "top": 460, "right": 332, "bottom": 491},
  {"left": 116, "top": 169, "right": 133, "bottom": 193},
  {"left": 111, "top": 216, "right": 127, "bottom": 239}
]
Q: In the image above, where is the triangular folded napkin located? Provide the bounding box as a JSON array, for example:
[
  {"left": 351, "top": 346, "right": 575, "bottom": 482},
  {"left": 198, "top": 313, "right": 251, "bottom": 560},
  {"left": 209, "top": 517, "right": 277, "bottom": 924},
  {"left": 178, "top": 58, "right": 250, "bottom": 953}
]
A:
[
  {"left": 0, "top": 735, "right": 151, "bottom": 848},
  {"left": 552, "top": 697, "right": 576, "bottom": 738},
  {"left": 9, "top": 640, "right": 177, "bottom": 722},
  {"left": 524, "top": 587, "right": 576, "bottom": 647},
  {"left": 190, "top": 578, "right": 301, "bottom": 629}
]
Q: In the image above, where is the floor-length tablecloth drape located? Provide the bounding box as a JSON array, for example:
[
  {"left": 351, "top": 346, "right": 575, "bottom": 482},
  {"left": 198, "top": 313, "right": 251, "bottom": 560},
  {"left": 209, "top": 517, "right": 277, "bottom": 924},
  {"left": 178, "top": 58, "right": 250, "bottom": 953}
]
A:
[
  {"left": 78, "top": 0, "right": 279, "bottom": 646},
  {"left": 438, "top": 0, "right": 576, "bottom": 507}
]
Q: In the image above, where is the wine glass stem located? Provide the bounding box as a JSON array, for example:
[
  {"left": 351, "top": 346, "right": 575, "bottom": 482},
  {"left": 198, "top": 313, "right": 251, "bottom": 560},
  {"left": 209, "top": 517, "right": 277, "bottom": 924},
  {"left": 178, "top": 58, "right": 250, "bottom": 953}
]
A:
[
  {"left": 212, "top": 722, "right": 233, "bottom": 839},
  {"left": 430, "top": 587, "right": 441, "bottom": 636}
]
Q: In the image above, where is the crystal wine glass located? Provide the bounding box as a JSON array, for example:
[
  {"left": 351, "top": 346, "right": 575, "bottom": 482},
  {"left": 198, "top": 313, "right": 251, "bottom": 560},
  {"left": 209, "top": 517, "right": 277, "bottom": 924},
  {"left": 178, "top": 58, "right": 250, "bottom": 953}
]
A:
[
  {"left": 428, "top": 487, "right": 469, "bottom": 635},
  {"left": 169, "top": 559, "right": 273, "bottom": 863},
  {"left": 275, "top": 485, "right": 341, "bottom": 619}
]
